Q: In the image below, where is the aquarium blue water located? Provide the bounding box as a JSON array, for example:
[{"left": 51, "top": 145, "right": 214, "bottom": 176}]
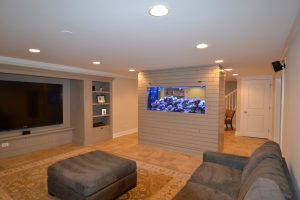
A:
[{"left": 147, "top": 86, "right": 206, "bottom": 114}]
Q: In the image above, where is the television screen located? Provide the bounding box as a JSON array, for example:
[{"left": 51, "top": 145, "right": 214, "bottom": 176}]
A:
[
  {"left": 147, "top": 86, "right": 206, "bottom": 114},
  {"left": 0, "top": 80, "right": 63, "bottom": 131}
]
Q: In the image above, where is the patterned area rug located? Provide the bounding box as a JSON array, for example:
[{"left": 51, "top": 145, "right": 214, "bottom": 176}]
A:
[{"left": 0, "top": 148, "right": 189, "bottom": 200}]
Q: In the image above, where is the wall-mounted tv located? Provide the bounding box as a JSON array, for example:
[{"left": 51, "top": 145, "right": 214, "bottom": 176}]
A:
[
  {"left": 147, "top": 86, "right": 206, "bottom": 114},
  {"left": 0, "top": 80, "right": 63, "bottom": 132}
]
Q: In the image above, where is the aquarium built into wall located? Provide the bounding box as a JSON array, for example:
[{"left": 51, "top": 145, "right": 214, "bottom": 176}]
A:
[{"left": 147, "top": 86, "right": 206, "bottom": 114}]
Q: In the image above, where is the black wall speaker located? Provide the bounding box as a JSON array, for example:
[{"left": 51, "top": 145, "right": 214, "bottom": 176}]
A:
[{"left": 272, "top": 61, "right": 284, "bottom": 72}]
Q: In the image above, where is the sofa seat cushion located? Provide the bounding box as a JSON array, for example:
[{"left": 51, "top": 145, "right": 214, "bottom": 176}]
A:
[
  {"left": 241, "top": 141, "right": 282, "bottom": 183},
  {"left": 239, "top": 158, "right": 292, "bottom": 200},
  {"left": 47, "top": 150, "right": 136, "bottom": 197},
  {"left": 173, "top": 181, "right": 235, "bottom": 200},
  {"left": 189, "top": 162, "right": 242, "bottom": 198}
]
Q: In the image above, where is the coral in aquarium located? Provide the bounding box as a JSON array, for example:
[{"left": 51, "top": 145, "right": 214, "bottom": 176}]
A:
[{"left": 150, "top": 96, "right": 205, "bottom": 114}]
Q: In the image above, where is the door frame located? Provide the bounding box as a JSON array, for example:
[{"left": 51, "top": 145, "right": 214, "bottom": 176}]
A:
[
  {"left": 236, "top": 75, "right": 273, "bottom": 139},
  {"left": 274, "top": 78, "right": 281, "bottom": 143}
]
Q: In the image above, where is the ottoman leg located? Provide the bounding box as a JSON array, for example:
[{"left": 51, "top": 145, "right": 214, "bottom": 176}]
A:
[{"left": 48, "top": 191, "right": 55, "bottom": 196}]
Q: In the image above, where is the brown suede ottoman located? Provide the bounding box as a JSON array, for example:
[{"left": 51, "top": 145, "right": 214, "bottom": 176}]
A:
[{"left": 47, "top": 150, "right": 137, "bottom": 200}]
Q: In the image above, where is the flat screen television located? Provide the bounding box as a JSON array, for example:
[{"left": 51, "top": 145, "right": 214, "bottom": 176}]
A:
[{"left": 0, "top": 80, "right": 63, "bottom": 132}]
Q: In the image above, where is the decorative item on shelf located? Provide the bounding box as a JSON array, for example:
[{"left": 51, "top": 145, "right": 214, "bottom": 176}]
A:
[
  {"left": 92, "top": 86, "right": 95, "bottom": 91},
  {"left": 99, "top": 87, "right": 103, "bottom": 92},
  {"left": 97, "top": 95, "right": 105, "bottom": 103},
  {"left": 101, "top": 109, "right": 107, "bottom": 115}
]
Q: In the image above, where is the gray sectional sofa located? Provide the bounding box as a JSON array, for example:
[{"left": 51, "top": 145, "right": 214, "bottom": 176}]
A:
[{"left": 173, "top": 141, "right": 298, "bottom": 200}]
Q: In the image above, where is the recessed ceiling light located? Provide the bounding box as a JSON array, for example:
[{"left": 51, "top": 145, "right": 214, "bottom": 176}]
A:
[
  {"left": 92, "top": 61, "right": 101, "bottom": 65},
  {"left": 224, "top": 68, "right": 232, "bottom": 71},
  {"left": 29, "top": 48, "right": 40, "bottom": 53},
  {"left": 196, "top": 43, "right": 208, "bottom": 49},
  {"left": 129, "top": 69, "right": 136, "bottom": 72},
  {"left": 215, "top": 60, "right": 224, "bottom": 63},
  {"left": 149, "top": 5, "right": 169, "bottom": 17},
  {"left": 61, "top": 30, "right": 73, "bottom": 34},
  {"left": 232, "top": 74, "right": 239, "bottom": 76}
]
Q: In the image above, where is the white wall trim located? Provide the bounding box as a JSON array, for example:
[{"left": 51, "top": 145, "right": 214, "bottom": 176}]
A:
[
  {"left": 0, "top": 56, "right": 135, "bottom": 79},
  {"left": 235, "top": 131, "right": 241, "bottom": 136},
  {"left": 279, "top": 68, "right": 285, "bottom": 148},
  {"left": 274, "top": 78, "right": 282, "bottom": 143},
  {"left": 113, "top": 128, "right": 137, "bottom": 138}
]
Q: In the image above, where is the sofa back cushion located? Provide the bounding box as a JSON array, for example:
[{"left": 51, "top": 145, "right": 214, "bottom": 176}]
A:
[
  {"left": 238, "top": 158, "right": 292, "bottom": 200},
  {"left": 241, "top": 141, "right": 282, "bottom": 183},
  {"left": 243, "top": 178, "right": 285, "bottom": 200}
]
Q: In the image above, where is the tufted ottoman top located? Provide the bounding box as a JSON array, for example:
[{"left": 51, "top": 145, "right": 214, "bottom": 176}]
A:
[{"left": 47, "top": 150, "right": 136, "bottom": 197}]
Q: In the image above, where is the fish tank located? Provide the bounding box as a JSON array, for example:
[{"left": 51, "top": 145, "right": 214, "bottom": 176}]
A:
[{"left": 147, "top": 86, "right": 206, "bottom": 114}]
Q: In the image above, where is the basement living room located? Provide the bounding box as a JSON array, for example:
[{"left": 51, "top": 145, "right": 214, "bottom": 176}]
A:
[{"left": 0, "top": 1, "right": 300, "bottom": 200}]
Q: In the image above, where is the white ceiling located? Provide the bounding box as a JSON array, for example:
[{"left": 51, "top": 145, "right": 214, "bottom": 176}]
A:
[{"left": 0, "top": 0, "right": 299, "bottom": 79}]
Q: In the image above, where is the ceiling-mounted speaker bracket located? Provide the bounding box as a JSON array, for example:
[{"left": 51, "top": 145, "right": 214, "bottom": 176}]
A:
[{"left": 272, "top": 60, "right": 286, "bottom": 72}]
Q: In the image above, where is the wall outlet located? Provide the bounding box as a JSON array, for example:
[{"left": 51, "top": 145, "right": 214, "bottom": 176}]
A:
[{"left": 1, "top": 143, "right": 9, "bottom": 148}]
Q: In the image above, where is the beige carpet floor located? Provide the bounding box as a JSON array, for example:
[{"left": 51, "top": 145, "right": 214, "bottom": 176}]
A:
[
  {"left": 0, "top": 131, "right": 266, "bottom": 200},
  {"left": 0, "top": 147, "right": 189, "bottom": 200}
]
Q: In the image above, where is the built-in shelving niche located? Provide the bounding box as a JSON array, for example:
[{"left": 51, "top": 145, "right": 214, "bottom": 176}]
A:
[{"left": 92, "top": 81, "right": 111, "bottom": 127}]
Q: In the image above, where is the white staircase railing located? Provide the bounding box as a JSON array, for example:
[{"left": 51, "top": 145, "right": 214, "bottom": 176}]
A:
[{"left": 225, "top": 89, "right": 237, "bottom": 110}]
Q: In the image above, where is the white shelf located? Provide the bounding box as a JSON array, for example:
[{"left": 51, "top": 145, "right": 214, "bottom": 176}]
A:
[
  {"left": 93, "top": 114, "right": 110, "bottom": 118},
  {"left": 92, "top": 91, "right": 110, "bottom": 94},
  {"left": 93, "top": 125, "right": 110, "bottom": 128},
  {"left": 92, "top": 103, "right": 110, "bottom": 105}
]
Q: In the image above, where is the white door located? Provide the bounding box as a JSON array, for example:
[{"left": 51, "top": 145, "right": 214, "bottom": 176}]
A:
[{"left": 240, "top": 78, "right": 272, "bottom": 138}]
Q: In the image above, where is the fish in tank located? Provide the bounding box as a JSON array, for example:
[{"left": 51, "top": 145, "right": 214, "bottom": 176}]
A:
[{"left": 147, "top": 86, "right": 206, "bottom": 114}]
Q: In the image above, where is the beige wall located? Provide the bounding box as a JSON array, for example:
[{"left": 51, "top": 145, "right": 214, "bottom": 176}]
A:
[
  {"left": 112, "top": 77, "right": 138, "bottom": 137},
  {"left": 283, "top": 26, "right": 300, "bottom": 196}
]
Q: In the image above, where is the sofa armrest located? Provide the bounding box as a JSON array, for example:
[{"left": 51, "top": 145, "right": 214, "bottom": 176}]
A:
[
  {"left": 282, "top": 158, "right": 299, "bottom": 200},
  {"left": 203, "top": 151, "right": 248, "bottom": 170}
]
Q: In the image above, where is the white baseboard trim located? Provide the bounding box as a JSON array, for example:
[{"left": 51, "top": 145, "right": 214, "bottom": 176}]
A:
[
  {"left": 235, "top": 131, "right": 270, "bottom": 139},
  {"left": 113, "top": 128, "right": 137, "bottom": 138},
  {"left": 224, "top": 123, "right": 236, "bottom": 129},
  {"left": 235, "top": 131, "right": 241, "bottom": 136}
]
